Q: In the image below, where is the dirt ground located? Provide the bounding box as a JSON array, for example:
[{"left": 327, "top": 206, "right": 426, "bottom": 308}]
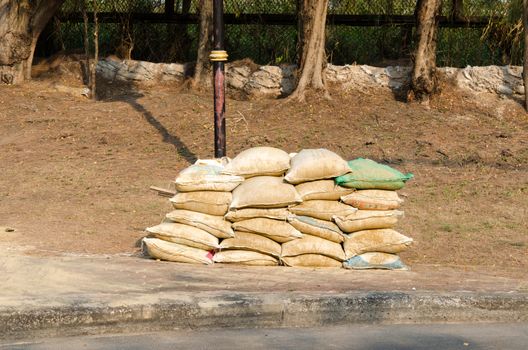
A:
[{"left": 0, "top": 66, "right": 527, "bottom": 272}]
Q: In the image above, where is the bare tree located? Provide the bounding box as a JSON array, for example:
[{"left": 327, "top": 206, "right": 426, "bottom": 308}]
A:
[
  {"left": 0, "top": 0, "right": 65, "bottom": 84},
  {"left": 168, "top": 0, "right": 192, "bottom": 62},
  {"left": 408, "top": 0, "right": 442, "bottom": 104},
  {"left": 451, "top": 0, "right": 464, "bottom": 21},
  {"left": 192, "top": 0, "right": 213, "bottom": 89},
  {"left": 523, "top": 0, "right": 528, "bottom": 111},
  {"left": 114, "top": 1, "right": 134, "bottom": 61},
  {"left": 81, "top": 0, "right": 91, "bottom": 87},
  {"left": 91, "top": 0, "right": 99, "bottom": 100},
  {"left": 289, "top": 0, "right": 330, "bottom": 102}
]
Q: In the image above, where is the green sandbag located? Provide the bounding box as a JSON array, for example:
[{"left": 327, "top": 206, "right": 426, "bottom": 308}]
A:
[{"left": 335, "top": 158, "right": 413, "bottom": 190}]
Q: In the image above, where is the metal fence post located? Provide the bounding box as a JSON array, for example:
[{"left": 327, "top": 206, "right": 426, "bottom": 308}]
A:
[{"left": 210, "top": 0, "right": 228, "bottom": 158}]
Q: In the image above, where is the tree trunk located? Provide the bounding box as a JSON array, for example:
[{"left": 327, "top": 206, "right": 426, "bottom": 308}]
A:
[
  {"left": 523, "top": 0, "right": 528, "bottom": 111},
  {"left": 289, "top": 0, "right": 330, "bottom": 102},
  {"left": 400, "top": 25, "right": 413, "bottom": 59},
  {"left": 168, "top": 0, "right": 192, "bottom": 62},
  {"left": 385, "top": 0, "right": 394, "bottom": 14},
  {"left": 0, "top": 0, "right": 64, "bottom": 84},
  {"left": 91, "top": 0, "right": 98, "bottom": 100},
  {"left": 81, "top": 0, "right": 91, "bottom": 86},
  {"left": 451, "top": 0, "right": 464, "bottom": 21},
  {"left": 115, "top": 14, "right": 134, "bottom": 60},
  {"left": 192, "top": 0, "right": 213, "bottom": 89},
  {"left": 409, "top": 0, "right": 442, "bottom": 103}
]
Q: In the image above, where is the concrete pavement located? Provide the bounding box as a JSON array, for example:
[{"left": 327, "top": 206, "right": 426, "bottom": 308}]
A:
[
  {"left": 1, "top": 254, "right": 527, "bottom": 341},
  {"left": 2, "top": 323, "right": 528, "bottom": 350}
]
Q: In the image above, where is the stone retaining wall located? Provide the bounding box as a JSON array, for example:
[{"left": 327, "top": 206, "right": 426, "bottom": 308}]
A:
[{"left": 96, "top": 58, "right": 524, "bottom": 98}]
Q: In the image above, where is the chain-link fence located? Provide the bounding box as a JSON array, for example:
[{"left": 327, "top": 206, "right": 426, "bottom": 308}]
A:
[{"left": 45, "top": 0, "right": 521, "bottom": 67}]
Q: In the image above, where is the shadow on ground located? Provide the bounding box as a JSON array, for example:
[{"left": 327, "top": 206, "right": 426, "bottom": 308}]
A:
[{"left": 97, "top": 78, "right": 197, "bottom": 164}]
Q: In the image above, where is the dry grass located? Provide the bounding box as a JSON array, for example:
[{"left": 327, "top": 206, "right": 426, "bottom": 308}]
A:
[{"left": 0, "top": 77, "right": 527, "bottom": 270}]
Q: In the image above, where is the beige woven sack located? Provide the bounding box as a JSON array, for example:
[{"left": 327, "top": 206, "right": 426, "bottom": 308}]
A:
[
  {"left": 341, "top": 190, "right": 403, "bottom": 210},
  {"left": 281, "top": 234, "right": 346, "bottom": 261},
  {"left": 289, "top": 200, "right": 357, "bottom": 221},
  {"left": 166, "top": 209, "right": 234, "bottom": 239},
  {"left": 213, "top": 250, "right": 279, "bottom": 266},
  {"left": 232, "top": 218, "right": 302, "bottom": 243},
  {"left": 343, "top": 228, "right": 413, "bottom": 259},
  {"left": 175, "top": 159, "right": 243, "bottom": 192},
  {"left": 295, "top": 180, "right": 354, "bottom": 201},
  {"left": 146, "top": 222, "right": 219, "bottom": 250},
  {"left": 282, "top": 254, "right": 342, "bottom": 268},
  {"left": 142, "top": 237, "right": 213, "bottom": 264},
  {"left": 225, "top": 208, "right": 289, "bottom": 222},
  {"left": 285, "top": 149, "right": 350, "bottom": 184},
  {"left": 230, "top": 176, "right": 302, "bottom": 209},
  {"left": 219, "top": 231, "right": 281, "bottom": 258},
  {"left": 222, "top": 146, "right": 290, "bottom": 178},
  {"left": 334, "top": 210, "right": 404, "bottom": 233},
  {"left": 287, "top": 215, "right": 345, "bottom": 243},
  {"left": 170, "top": 191, "right": 232, "bottom": 216}
]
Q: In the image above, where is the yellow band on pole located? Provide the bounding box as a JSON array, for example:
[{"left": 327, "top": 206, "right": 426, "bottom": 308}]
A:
[{"left": 209, "top": 50, "right": 229, "bottom": 62}]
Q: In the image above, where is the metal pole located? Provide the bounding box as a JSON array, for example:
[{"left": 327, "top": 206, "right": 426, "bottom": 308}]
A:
[
  {"left": 210, "top": 0, "right": 228, "bottom": 158},
  {"left": 165, "top": 0, "right": 175, "bottom": 17}
]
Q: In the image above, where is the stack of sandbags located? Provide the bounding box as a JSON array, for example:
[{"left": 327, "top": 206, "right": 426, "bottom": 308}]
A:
[
  {"left": 334, "top": 158, "right": 414, "bottom": 270},
  {"left": 143, "top": 159, "right": 243, "bottom": 264},
  {"left": 142, "top": 148, "right": 415, "bottom": 271},
  {"left": 218, "top": 147, "right": 302, "bottom": 266},
  {"left": 281, "top": 149, "right": 354, "bottom": 267}
]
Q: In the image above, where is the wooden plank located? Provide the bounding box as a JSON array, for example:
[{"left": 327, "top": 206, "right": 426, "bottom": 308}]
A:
[{"left": 149, "top": 186, "right": 176, "bottom": 197}]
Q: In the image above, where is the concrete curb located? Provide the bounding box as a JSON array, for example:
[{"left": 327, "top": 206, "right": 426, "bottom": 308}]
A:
[{"left": 2, "top": 291, "right": 527, "bottom": 341}]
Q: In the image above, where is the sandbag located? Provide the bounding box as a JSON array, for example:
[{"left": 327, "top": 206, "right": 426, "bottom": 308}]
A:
[
  {"left": 222, "top": 146, "right": 290, "bottom": 178},
  {"left": 174, "top": 159, "right": 243, "bottom": 192},
  {"left": 166, "top": 209, "right": 234, "bottom": 239},
  {"left": 342, "top": 252, "right": 409, "bottom": 270},
  {"left": 230, "top": 176, "right": 302, "bottom": 209},
  {"left": 281, "top": 234, "right": 346, "bottom": 261},
  {"left": 285, "top": 149, "right": 350, "bottom": 184},
  {"left": 334, "top": 210, "right": 404, "bottom": 233},
  {"left": 142, "top": 237, "right": 213, "bottom": 264},
  {"left": 282, "top": 254, "right": 342, "bottom": 268},
  {"left": 341, "top": 189, "right": 403, "bottom": 210},
  {"left": 219, "top": 231, "right": 282, "bottom": 258},
  {"left": 343, "top": 229, "right": 413, "bottom": 259},
  {"left": 146, "top": 222, "right": 219, "bottom": 250},
  {"left": 295, "top": 180, "right": 354, "bottom": 201},
  {"left": 287, "top": 215, "right": 345, "bottom": 243},
  {"left": 335, "top": 158, "right": 413, "bottom": 190},
  {"left": 213, "top": 250, "right": 279, "bottom": 266},
  {"left": 232, "top": 218, "right": 302, "bottom": 243},
  {"left": 170, "top": 191, "right": 232, "bottom": 216},
  {"left": 225, "top": 208, "right": 289, "bottom": 222},
  {"left": 289, "top": 200, "right": 357, "bottom": 221}
]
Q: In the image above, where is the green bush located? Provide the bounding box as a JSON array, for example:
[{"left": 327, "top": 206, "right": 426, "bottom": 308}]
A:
[{"left": 52, "top": 0, "right": 521, "bottom": 67}]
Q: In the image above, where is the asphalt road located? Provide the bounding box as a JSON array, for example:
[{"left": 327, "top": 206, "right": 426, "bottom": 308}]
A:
[{"left": 2, "top": 323, "right": 527, "bottom": 350}]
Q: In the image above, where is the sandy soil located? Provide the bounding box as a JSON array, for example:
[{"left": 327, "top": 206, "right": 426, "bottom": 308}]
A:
[{"left": 0, "top": 68, "right": 527, "bottom": 271}]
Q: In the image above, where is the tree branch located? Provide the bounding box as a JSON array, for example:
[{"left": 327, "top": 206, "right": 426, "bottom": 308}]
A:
[{"left": 31, "top": 0, "right": 65, "bottom": 36}]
